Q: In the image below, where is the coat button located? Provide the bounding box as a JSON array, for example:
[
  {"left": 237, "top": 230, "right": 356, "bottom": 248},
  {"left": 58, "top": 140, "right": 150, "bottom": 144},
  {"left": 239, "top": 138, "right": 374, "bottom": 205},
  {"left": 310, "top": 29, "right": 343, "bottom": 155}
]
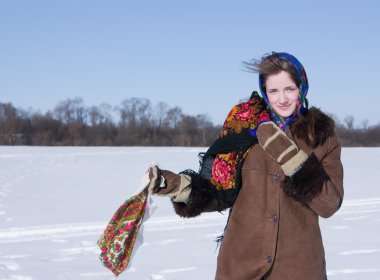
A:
[
  {"left": 272, "top": 215, "right": 278, "bottom": 222},
  {"left": 265, "top": 256, "right": 273, "bottom": 264},
  {"left": 272, "top": 173, "right": 280, "bottom": 181}
]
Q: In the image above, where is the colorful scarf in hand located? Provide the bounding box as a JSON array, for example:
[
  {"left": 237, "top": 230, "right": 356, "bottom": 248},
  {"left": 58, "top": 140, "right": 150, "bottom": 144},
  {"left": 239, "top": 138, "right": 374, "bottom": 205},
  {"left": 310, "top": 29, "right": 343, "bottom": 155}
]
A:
[
  {"left": 98, "top": 171, "right": 155, "bottom": 276},
  {"left": 258, "top": 52, "right": 309, "bottom": 130}
]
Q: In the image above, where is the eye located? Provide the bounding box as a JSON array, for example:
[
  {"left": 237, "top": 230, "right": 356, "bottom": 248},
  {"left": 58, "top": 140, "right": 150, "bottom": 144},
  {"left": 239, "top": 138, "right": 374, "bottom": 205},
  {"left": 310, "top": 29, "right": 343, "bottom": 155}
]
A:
[
  {"left": 267, "top": 90, "right": 278, "bottom": 95},
  {"left": 285, "top": 87, "right": 297, "bottom": 93}
]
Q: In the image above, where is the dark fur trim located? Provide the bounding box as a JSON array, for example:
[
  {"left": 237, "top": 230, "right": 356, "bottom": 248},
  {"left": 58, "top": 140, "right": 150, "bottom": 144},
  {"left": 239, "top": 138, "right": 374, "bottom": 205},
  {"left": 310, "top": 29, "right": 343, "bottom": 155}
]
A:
[
  {"left": 292, "top": 107, "right": 335, "bottom": 149},
  {"left": 282, "top": 153, "right": 329, "bottom": 204},
  {"left": 172, "top": 171, "right": 228, "bottom": 218}
]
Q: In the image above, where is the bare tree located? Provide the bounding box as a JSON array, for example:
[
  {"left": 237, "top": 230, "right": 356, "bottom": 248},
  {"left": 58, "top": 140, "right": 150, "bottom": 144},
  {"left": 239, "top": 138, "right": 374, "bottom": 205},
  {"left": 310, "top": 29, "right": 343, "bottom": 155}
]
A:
[
  {"left": 53, "top": 97, "right": 87, "bottom": 124},
  {"left": 155, "top": 102, "right": 169, "bottom": 129},
  {"left": 179, "top": 115, "right": 197, "bottom": 146},
  {"left": 361, "top": 119, "right": 369, "bottom": 130},
  {"left": 344, "top": 115, "right": 355, "bottom": 131},
  {"left": 0, "top": 103, "right": 25, "bottom": 144},
  {"left": 30, "top": 112, "right": 62, "bottom": 145},
  {"left": 164, "top": 106, "right": 183, "bottom": 129},
  {"left": 88, "top": 106, "right": 102, "bottom": 126},
  {"left": 196, "top": 114, "right": 219, "bottom": 146}
]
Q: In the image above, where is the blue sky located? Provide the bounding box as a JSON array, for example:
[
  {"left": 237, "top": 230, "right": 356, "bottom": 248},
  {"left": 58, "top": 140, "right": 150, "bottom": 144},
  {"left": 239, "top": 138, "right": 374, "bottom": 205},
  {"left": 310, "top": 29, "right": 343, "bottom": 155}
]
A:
[{"left": 1, "top": 0, "right": 379, "bottom": 126}]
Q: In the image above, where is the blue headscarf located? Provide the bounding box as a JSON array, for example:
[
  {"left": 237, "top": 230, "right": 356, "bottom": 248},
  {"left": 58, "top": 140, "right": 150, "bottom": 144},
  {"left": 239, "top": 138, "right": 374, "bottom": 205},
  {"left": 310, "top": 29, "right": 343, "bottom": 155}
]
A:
[{"left": 258, "top": 52, "right": 309, "bottom": 130}]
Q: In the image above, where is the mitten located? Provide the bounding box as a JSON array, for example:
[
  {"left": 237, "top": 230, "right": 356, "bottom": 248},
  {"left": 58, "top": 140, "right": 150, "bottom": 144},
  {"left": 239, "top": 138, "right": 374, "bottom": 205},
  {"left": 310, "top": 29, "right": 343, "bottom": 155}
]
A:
[
  {"left": 256, "top": 121, "right": 308, "bottom": 176},
  {"left": 148, "top": 166, "right": 191, "bottom": 203}
]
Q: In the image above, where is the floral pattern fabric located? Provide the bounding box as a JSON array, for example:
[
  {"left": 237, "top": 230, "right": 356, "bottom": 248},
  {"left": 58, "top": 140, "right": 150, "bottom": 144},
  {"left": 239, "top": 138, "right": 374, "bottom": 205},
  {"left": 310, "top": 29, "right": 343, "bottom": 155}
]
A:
[
  {"left": 211, "top": 149, "right": 252, "bottom": 190},
  {"left": 98, "top": 186, "right": 149, "bottom": 276},
  {"left": 210, "top": 97, "right": 270, "bottom": 191},
  {"left": 220, "top": 98, "right": 270, "bottom": 137}
]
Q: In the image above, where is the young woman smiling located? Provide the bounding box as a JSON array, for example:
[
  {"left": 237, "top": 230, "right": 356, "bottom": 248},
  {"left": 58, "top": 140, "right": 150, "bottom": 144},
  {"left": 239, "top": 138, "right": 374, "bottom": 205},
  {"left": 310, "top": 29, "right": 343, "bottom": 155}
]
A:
[{"left": 148, "top": 52, "right": 344, "bottom": 280}]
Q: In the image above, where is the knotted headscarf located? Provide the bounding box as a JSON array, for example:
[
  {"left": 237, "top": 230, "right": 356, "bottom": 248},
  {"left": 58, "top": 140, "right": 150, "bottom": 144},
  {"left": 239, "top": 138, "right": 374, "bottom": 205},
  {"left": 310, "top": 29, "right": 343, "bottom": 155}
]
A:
[{"left": 258, "top": 52, "right": 309, "bottom": 130}]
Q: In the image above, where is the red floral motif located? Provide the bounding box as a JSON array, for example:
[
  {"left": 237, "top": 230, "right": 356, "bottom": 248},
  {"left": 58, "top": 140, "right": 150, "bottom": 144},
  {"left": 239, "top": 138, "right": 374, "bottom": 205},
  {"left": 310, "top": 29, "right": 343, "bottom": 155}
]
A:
[
  {"left": 209, "top": 96, "right": 265, "bottom": 191},
  {"left": 123, "top": 223, "right": 133, "bottom": 231},
  {"left": 235, "top": 103, "right": 254, "bottom": 121},
  {"left": 210, "top": 152, "right": 239, "bottom": 190},
  {"left": 212, "top": 157, "right": 232, "bottom": 184},
  {"left": 220, "top": 97, "right": 269, "bottom": 136},
  {"left": 257, "top": 111, "right": 271, "bottom": 124}
]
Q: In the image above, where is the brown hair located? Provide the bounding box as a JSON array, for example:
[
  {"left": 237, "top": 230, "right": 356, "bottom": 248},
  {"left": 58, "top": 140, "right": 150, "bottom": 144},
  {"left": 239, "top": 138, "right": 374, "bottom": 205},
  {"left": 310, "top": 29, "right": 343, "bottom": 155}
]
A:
[{"left": 242, "top": 52, "right": 300, "bottom": 94}]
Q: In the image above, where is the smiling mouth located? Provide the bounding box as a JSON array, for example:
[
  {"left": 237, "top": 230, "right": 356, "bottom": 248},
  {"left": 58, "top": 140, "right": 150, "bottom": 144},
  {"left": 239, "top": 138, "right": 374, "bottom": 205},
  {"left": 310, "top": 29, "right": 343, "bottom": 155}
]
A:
[{"left": 278, "top": 105, "right": 290, "bottom": 110}]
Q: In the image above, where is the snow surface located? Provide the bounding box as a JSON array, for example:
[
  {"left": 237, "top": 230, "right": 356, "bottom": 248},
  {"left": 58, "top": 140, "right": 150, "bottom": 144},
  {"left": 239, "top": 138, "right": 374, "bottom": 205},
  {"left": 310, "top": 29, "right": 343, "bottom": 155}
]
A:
[{"left": 0, "top": 146, "right": 379, "bottom": 280}]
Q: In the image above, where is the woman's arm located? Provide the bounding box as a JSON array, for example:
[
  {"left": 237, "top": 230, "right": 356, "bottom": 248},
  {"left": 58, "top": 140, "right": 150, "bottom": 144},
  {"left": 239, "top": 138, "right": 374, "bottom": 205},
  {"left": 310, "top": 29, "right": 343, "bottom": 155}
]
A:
[
  {"left": 171, "top": 171, "right": 231, "bottom": 217},
  {"left": 282, "top": 136, "right": 344, "bottom": 218},
  {"left": 150, "top": 168, "right": 231, "bottom": 218}
]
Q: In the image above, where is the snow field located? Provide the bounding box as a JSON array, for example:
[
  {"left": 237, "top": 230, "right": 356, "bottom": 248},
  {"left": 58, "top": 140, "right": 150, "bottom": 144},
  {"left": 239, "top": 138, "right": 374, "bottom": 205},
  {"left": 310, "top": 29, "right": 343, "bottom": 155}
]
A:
[{"left": 0, "top": 147, "right": 379, "bottom": 279}]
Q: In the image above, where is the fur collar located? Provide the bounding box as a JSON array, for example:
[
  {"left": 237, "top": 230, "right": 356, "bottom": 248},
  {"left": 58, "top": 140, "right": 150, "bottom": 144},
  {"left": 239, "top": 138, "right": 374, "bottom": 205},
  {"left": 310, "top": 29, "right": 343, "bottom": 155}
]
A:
[{"left": 291, "top": 107, "right": 335, "bottom": 149}]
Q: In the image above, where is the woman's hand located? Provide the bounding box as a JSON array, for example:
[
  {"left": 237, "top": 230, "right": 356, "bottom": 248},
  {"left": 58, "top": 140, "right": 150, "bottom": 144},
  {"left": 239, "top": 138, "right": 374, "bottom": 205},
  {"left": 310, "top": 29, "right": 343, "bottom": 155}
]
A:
[
  {"left": 148, "top": 166, "right": 192, "bottom": 203},
  {"left": 256, "top": 121, "right": 308, "bottom": 176}
]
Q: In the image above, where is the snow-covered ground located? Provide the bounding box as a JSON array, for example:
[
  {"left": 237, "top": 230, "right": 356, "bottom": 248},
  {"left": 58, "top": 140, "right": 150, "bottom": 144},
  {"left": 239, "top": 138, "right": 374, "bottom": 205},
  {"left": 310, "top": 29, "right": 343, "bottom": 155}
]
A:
[{"left": 0, "top": 146, "right": 379, "bottom": 280}]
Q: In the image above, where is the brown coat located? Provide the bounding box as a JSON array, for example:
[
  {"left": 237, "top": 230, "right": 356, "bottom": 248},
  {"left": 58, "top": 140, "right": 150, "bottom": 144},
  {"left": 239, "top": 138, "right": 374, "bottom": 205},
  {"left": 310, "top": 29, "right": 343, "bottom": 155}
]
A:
[{"left": 171, "top": 108, "right": 344, "bottom": 280}]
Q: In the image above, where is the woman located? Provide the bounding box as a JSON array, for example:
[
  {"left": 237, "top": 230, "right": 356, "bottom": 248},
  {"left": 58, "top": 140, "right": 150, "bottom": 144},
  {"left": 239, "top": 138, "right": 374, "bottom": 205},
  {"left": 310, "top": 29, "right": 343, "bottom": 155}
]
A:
[{"left": 148, "top": 52, "right": 344, "bottom": 280}]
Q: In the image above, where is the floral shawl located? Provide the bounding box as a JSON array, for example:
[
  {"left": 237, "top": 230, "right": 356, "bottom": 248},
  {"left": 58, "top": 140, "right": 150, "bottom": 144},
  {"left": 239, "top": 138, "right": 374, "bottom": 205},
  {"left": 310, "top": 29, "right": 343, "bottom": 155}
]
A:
[
  {"left": 98, "top": 172, "right": 156, "bottom": 276},
  {"left": 199, "top": 92, "right": 270, "bottom": 205}
]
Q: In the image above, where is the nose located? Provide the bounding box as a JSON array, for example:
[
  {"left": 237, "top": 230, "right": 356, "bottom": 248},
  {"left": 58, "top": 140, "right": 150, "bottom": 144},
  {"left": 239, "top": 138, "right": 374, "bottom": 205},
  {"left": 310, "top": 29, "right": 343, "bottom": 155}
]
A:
[{"left": 278, "top": 91, "right": 289, "bottom": 104}]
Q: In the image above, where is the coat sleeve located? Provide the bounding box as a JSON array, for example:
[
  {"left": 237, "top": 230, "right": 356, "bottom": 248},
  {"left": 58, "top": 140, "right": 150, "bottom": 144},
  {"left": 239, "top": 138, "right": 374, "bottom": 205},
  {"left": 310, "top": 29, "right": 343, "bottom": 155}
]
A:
[
  {"left": 170, "top": 171, "right": 231, "bottom": 218},
  {"left": 282, "top": 136, "right": 344, "bottom": 218}
]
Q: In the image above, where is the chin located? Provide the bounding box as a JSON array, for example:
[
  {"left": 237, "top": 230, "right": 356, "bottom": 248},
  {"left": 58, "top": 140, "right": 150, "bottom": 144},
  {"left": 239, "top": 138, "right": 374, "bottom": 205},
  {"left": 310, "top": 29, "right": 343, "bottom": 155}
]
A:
[
  {"left": 276, "top": 110, "right": 293, "bottom": 118},
  {"left": 275, "top": 107, "right": 296, "bottom": 118}
]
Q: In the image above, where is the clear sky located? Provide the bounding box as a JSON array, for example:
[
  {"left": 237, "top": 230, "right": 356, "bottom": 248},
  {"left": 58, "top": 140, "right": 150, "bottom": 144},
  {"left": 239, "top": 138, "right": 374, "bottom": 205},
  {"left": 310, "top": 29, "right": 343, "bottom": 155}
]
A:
[{"left": 1, "top": 0, "right": 379, "bottom": 126}]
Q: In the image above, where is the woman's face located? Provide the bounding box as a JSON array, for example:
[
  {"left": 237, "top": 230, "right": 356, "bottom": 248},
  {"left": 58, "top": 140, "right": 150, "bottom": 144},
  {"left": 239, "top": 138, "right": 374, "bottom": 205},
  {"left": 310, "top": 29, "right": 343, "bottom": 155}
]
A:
[{"left": 265, "top": 71, "right": 300, "bottom": 117}]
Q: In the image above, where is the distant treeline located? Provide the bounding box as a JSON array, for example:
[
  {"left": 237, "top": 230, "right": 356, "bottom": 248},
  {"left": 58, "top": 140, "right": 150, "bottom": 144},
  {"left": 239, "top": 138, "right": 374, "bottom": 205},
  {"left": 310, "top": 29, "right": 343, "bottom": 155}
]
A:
[
  {"left": 0, "top": 98, "right": 378, "bottom": 147},
  {"left": 0, "top": 98, "right": 220, "bottom": 146}
]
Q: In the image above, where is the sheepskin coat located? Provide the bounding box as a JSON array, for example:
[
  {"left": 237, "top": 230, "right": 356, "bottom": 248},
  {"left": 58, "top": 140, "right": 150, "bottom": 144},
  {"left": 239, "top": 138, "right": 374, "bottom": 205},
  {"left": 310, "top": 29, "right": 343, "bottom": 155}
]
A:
[{"left": 171, "top": 107, "right": 344, "bottom": 280}]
